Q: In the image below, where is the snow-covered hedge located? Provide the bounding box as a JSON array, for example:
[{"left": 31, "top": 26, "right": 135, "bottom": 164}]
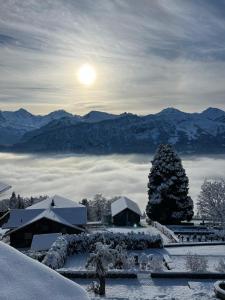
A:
[
  {"left": 153, "top": 221, "right": 179, "bottom": 243},
  {"left": 42, "top": 236, "right": 69, "bottom": 269},
  {"left": 43, "top": 232, "right": 163, "bottom": 270}
]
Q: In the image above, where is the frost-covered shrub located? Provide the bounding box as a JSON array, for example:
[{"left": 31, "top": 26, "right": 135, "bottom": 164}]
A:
[
  {"left": 67, "top": 232, "right": 163, "bottom": 255},
  {"left": 42, "top": 236, "right": 69, "bottom": 269},
  {"left": 149, "top": 255, "right": 163, "bottom": 272},
  {"left": 43, "top": 232, "right": 163, "bottom": 270},
  {"left": 185, "top": 252, "right": 208, "bottom": 272},
  {"left": 215, "top": 258, "right": 225, "bottom": 273},
  {"left": 22, "top": 250, "right": 46, "bottom": 262},
  {"left": 139, "top": 253, "right": 148, "bottom": 270}
]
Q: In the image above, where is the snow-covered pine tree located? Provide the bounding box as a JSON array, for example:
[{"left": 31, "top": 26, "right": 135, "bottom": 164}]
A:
[{"left": 146, "top": 144, "right": 193, "bottom": 224}]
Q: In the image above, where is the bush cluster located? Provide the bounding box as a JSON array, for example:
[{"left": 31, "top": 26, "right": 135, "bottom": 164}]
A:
[{"left": 43, "top": 232, "right": 163, "bottom": 270}]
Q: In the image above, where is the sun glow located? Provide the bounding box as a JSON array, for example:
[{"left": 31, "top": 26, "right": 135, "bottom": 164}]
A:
[{"left": 77, "top": 64, "right": 96, "bottom": 86}]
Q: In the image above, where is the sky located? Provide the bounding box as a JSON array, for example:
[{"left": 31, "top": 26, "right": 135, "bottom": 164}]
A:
[{"left": 1, "top": 0, "right": 225, "bottom": 115}]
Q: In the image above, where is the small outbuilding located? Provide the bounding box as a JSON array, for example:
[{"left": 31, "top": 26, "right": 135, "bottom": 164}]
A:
[{"left": 111, "top": 196, "right": 142, "bottom": 226}]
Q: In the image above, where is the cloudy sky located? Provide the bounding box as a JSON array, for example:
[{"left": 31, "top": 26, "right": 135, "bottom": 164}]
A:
[{"left": 1, "top": 0, "right": 225, "bottom": 115}]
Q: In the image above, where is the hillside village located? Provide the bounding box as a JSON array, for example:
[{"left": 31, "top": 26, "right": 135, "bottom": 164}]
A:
[{"left": 1, "top": 145, "right": 225, "bottom": 299}]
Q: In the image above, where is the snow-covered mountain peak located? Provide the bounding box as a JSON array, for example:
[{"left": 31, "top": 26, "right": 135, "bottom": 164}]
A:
[
  {"left": 83, "top": 110, "right": 117, "bottom": 122},
  {"left": 46, "top": 109, "right": 73, "bottom": 119},
  {"left": 201, "top": 107, "right": 225, "bottom": 121},
  {"left": 157, "top": 107, "right": 186, "bottom": 116}
]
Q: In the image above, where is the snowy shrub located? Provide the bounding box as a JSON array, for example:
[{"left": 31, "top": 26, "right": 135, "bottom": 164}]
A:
[
  {"left": 42, "top": 236, "right": 69, "bottom": 269},
  {"left": 149, "top": 255, "right": 163, "bottom": 272},
  {"left": 139, "top": 253, "right": 148, "bottom": 270},
  {"left": 215, "top": 258, "right": 225, "bottom": 273},
  {"left": 185, "top": 252, "right": 208, "bottom": 272},
  {"left": 22, "top": 250, "right": 46, "bottom": 262},
  {"left": 43, "top": 232, "right": 163, "bottom": 270}
]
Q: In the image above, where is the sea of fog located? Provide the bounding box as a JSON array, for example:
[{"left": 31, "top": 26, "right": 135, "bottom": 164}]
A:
[{"left": 0, "top": 152, "right": 225, "bottom": 211}]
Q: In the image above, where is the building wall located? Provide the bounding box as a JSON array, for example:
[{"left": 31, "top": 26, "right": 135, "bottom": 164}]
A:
[
  {"left": 112, "top": 208, "right": 140, "bottom": 226},
  {"left": 10, "top": 218, "right": 82, "bottom": 248}
]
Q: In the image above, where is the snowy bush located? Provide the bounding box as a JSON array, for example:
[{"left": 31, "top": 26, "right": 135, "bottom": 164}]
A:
[
  {"left": 42, "top": 236, "right": 69, "bottom": 269},
  {"left": 215, "top": 258, "right": 225, "bottom": 273},
  {"left": 22, "top": 250, "right": 46, "bottom": 262},
  {"left": 185, "top": 252, "right": 208, "bottom": 272},
  {"left": 149, "top": 255, "right": 163, "bottom": 272},
  {"left": 139, "top": 253, "right": 148, "bottom": 270},
  {"left": 43, "top": 232, "right": 163, "bottom": 270}
]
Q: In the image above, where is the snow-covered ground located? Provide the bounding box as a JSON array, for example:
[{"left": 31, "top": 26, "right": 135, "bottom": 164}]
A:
[
  {"left": 0, "top": 241, "right": 90, "bottom": 300},
  {"left": 73, "top": 277, "right": 217, "bottom": 299},
  {"left": 166, "top": 245, "right": 225, "bottom": 256},
  {"left": 170, "top": 255, "right": 222, "bottom": 272}
]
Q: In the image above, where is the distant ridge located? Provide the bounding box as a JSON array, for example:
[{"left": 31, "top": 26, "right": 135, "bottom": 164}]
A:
[{"left": 0, "top": 107, "right": 225, "bottom": 154}]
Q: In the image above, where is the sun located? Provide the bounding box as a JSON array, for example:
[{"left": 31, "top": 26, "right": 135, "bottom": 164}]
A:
[{"left": 77, "top": 64, "right": 96, "bottom": 86}]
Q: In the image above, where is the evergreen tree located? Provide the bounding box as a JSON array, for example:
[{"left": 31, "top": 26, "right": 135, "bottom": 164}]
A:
[{"left": 146, "top": 144, "right": 193, "bottom": 224}]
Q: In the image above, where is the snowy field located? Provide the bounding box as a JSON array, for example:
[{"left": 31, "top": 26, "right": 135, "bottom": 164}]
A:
[
  {"left": 170, "top": 255, "right": 222, "bottom": 272},
  {"left": 73, "top": 277, "right": 217, "bottom": 299},
  {"left": 166, "top": 245, "right": 225, "bottom": 256}
]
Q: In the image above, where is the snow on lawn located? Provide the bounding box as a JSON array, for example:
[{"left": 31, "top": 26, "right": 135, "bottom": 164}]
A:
[
  {"left": 0, "top": 241, "right": 90, "bottom": 300},
  {"left": 63, "top": 253, "right": 89, "bottom": 270},
  {"left": 170, "top": 255, "right": 222, "bottom": 272},
  {"left": 166, "top": 245, "right": 225, "bottom": 256},
  {"left": 72, "top": 277, "right": 217, "bottom": 299}
]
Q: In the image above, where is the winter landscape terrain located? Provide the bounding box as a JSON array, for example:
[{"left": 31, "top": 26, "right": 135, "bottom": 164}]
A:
[
  {"left": 0, "top": 107, "right": 225, "bottom": 154},
  {"left": 2, "top": 0, "right": 225, "bottom": 299}
]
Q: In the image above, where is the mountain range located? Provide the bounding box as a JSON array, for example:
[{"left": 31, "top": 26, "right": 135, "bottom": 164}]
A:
[{"left": 0, "top": 107, "right": 225, "bottom": 154}]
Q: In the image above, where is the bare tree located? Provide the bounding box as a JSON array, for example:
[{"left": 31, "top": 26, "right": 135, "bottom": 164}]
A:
[{"left": 197, "top": 178, "right": 225, "bottom": 225}]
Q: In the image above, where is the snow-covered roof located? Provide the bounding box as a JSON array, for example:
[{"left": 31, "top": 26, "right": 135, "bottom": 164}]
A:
[
  {"left": 3, "top": 206, "right": 87, "bottom": 229},
  {"left": 3, "top": 194, "right": 87, "bottom": 229},
  {"left": 26, "top": 194, "right": 84, "bottom": 209},
  {"left": 111, "top": 196, "right": 142, "bottom": 217},
  {"left": 0, "top": 181, "right": 11, "bottom": 194},
  {"left": 0, "top": 241, "right": 90, "bottom": 300},
  {"left": 5, "top": 208, "right": 85, "bottom": 235},
  {"left": 31, "top": 233, "right": 62, "bottom": 251}
]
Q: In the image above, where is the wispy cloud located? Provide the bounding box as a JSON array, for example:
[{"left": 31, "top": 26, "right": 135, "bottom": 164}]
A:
[{"left": 0, "top": 0, "right": 225, "bottom": 114}]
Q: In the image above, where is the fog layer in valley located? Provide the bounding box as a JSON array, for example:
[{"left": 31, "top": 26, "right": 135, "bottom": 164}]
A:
[{"left": 0, "top": 152, "right": 225, "bottom": 211}]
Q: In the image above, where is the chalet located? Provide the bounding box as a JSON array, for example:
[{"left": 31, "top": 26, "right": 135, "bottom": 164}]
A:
[
  {"left": 111, "top": 196, "right": 142, "bottom": 226},
  {"left": 3, "top": 195, "right": 87, "bottom": 248}
]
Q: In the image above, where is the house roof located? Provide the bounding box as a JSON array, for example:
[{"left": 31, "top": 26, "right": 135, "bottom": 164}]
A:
[
  {"left": 5, "top": 208, "right": 85, "bottom": 236},
  {"left": 111, "top": 196, "right": 142, "bottom": 217},
  {"left": 26, "top": 194, "right": 84, "bottom": 209},
  {"left": 0, "top": 181, "right": 11, "bottom": 194},
  {"left": 31, "top": 233, "right": 62, "bottom": 251}
]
